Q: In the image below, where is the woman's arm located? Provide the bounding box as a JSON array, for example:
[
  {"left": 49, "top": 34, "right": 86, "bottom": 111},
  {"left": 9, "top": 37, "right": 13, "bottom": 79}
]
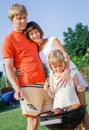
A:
[
  {"left": 73, "top": 73, "right": 86, "bottom": 104},
  {"left": 53, "top": 38, "right": 70, "bottom": 65},
  {"left": 52, "top": 38, "right": 70, "bottom": 87}
]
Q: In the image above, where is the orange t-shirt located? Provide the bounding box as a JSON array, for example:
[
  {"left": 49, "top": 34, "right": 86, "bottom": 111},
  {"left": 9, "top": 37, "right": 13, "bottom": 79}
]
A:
[{"left": 2, "top": 31, "right": 46, "bottom": 86}]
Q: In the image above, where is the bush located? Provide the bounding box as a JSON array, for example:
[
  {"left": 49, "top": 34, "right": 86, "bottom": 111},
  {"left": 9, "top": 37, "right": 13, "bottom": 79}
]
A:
[
  {"left": 0, "top": 100, "right": 6, "bottom": 110},
  {"left": 71, "top": 49, "right": 89, "bottom": 85}
]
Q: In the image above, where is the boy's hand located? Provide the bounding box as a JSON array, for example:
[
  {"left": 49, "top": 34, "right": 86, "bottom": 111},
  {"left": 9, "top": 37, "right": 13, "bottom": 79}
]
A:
[
  {"left": 14, "top": 89, "right": 24, "bottom": 100},
  {"left": 44, "top": 78, "right": 49, "bottom": 91}
]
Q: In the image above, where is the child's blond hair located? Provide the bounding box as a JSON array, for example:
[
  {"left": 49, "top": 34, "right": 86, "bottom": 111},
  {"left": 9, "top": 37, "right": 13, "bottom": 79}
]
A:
[
  {"left": 48, "top": 49, "right": 65, "bottom": 68},
  {"left": 8, "top": 4, "right": 28, "bottom": 20}
]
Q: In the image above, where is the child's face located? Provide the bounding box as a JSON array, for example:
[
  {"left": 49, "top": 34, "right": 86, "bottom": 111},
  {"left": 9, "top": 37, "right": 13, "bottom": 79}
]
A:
[
  {"left": 51, "top": 61, "right": 66, "bottom": 73},
  {"left": 28, "top": 29, "right": 41, "bottom": 43},
  {"left": 11, "top": 14, "right": 27, "bottom": 31}
]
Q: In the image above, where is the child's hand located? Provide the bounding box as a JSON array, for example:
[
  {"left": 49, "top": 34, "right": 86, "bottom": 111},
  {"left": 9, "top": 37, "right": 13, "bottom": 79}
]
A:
[{"left": 77, "top": 84, "right": 85, "bottom": 92}]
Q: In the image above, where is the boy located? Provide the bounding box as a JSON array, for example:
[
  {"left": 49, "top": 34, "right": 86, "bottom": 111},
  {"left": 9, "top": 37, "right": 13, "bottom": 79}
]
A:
[{"left": 2, "top": 4, "right": 53, "bottom": 130}]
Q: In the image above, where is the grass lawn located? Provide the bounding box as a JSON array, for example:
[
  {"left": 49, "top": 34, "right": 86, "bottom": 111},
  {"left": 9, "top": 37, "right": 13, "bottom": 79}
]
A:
[
  {"left": 0, "top": 108, "right": 47, "bottom": 130},
  {"left": 85, "top": 90, "right": 89, "bottom": 112},
  {"left": 0, "top": 90, "right": 89, "bottom": 130}
]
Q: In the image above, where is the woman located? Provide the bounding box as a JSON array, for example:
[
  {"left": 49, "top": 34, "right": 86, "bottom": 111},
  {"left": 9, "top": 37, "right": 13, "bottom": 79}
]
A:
[
  {"left": 15, "top": 21, "right": 89, "bottom": 130},
  {"left": 23, "top": 21, "right": 88, "bottom": 88}
]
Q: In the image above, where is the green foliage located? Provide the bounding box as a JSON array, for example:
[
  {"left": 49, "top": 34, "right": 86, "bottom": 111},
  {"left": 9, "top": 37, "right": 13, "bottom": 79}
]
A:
[
  {"left": 85, "top": 91, "right": 89, "bottom": 112},
  {"left": 0, "top": 77, "right": 6, "bottom": 89},
  {"left": 71, "top": 49, "right": 89, "bottom": 68},
  {"left": 0, "top": 100, "right": 6, "bottom": 110},
  {"left": 71, "top": 49, "right": 89, "bottom": 83},
  {"left": 72, "top": 50, "right": 89, "bottom": 69},
  {"left": 63, "top": 23, "right": 89, "bottom": 58},
  {"left": 43, "top": 64, "right": 49, "bottom": 78},
  {"left": 0, "top": 76, "right": 11, "bottom": 89},
  {"left": 0, "top": 71, "right": 3, "bottom": 78},
  {"left": 63, "top": 22, "right": 89, "bottom": 84}
]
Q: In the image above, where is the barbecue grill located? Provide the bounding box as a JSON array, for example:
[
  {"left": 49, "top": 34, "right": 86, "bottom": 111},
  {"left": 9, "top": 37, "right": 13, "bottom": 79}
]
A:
[{"left": 38, "top": 104, "right": 86, "bottom": 130}]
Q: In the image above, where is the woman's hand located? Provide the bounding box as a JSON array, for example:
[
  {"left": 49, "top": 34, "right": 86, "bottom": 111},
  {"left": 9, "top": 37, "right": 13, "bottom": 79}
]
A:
[
  {"left": 56, "top": 69, "right": 70, "bottom": 87},
  {"left": 15, "top": 68, "right": 23, "bottom": 77}
]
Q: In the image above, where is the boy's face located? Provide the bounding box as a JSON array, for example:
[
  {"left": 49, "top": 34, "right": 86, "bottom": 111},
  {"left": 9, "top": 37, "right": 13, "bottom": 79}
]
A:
[
  {"left": 11, "top": 14, "right": 27, "bottom": 32},
  {"left": 51, "top": 61, "right": 66, "bottom": 73}
]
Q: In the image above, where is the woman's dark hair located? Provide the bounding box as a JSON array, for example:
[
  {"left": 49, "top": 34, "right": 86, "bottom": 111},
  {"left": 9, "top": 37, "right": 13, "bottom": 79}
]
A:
[{"left": 24, "top": 21, "right": 44, "bottom": 41}]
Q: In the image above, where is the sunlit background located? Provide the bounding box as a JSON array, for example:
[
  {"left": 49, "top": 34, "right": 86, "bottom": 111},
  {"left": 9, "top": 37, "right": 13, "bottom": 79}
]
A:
[{"left": 0, "top": 0, "right": 89, "bottom": 71}]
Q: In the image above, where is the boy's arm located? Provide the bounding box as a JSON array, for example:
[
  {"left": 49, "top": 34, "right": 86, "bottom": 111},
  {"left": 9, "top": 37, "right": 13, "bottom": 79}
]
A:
[{"left": 4, "top": 58, "right": 23, "bottom": 100}]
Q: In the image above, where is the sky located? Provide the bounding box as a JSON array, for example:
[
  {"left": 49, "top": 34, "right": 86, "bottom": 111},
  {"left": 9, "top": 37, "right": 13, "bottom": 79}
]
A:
[{"left": 0, "top": 0, "right": 89, "bottom": 71}]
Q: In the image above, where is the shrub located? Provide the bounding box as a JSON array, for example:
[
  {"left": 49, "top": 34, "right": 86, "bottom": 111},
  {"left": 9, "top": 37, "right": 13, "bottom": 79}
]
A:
[
  {"left": 0, "top": 100, "right": 6, "bottom": 110},
  {"left": 71, "top": 49, "right": 89, "bottom": 84}
]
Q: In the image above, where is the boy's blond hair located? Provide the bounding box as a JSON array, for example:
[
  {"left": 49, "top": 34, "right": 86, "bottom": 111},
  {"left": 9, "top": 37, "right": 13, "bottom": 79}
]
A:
[
  {"left": 48, "top": 49, "right": 65, "bottom": 68},
  {"left": 8, "top": 4, "right": 28, "bottom": 20}
]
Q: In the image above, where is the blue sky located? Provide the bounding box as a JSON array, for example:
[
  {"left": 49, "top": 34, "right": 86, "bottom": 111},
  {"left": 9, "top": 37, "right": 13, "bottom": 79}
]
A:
[{"left": 0, "top": 0, "right": 89, "bottom": 71}]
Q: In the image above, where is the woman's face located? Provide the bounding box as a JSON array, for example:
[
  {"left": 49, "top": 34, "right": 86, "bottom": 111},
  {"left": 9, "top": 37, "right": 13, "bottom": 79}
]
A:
[{"left": 28, "top": 29, "right": 41, "bottom": 43}]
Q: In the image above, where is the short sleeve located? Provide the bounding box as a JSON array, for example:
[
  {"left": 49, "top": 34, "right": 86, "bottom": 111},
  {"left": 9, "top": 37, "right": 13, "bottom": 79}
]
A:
[
  {"left": 2, "top": 37, "right": 15, "bottom": 58},
  {"left": 70, "top": 69, "right": 76, "bottom": 79}
]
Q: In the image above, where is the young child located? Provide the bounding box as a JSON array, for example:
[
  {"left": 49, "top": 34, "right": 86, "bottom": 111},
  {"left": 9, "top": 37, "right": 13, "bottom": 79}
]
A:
[{"left": 44, "top": 49, "right": 89, "bottom": 130}]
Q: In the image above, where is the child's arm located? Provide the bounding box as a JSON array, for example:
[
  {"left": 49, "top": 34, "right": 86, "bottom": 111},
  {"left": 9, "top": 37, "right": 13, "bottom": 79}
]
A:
[
  {"left": 73, "top": 74, "right": 86, "bottom": 104},
  {"left": 44, "top": 78, "right": 55, "bottom": 98}
]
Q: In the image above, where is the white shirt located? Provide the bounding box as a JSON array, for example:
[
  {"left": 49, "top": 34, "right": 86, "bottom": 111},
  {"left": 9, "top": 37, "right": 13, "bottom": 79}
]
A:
[
  {"left": 52, "top": 70, "right": 80, "bottom": 109},
  {"left": 39, "top": 36, "right": 88, "bottom": 87}
]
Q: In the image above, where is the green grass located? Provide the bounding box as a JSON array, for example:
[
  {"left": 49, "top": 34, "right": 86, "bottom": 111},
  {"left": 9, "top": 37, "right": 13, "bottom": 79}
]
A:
[
  {"left": 0, "top": 108, "right": 47, "bottom": 130},
  {"left": 85, "top": 90, "right": 89, "bottom": 112},
  {"left": 0, "top": 90, "right": 89, "bottom": 130},
  {"left": 0, "top": 107, "right": 47, "bottom": 130}
]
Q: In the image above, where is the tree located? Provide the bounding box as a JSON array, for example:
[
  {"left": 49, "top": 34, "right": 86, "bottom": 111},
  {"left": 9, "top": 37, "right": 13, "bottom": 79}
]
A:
[
  {"left": 63, "top": 23, "right": 89, "bottom": 58},
  {"left": 0, "top": 71, "right": 3, "bottom": 78},
  {"left": 0, "top": 71, "right": 11, "bottom": 89}
]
